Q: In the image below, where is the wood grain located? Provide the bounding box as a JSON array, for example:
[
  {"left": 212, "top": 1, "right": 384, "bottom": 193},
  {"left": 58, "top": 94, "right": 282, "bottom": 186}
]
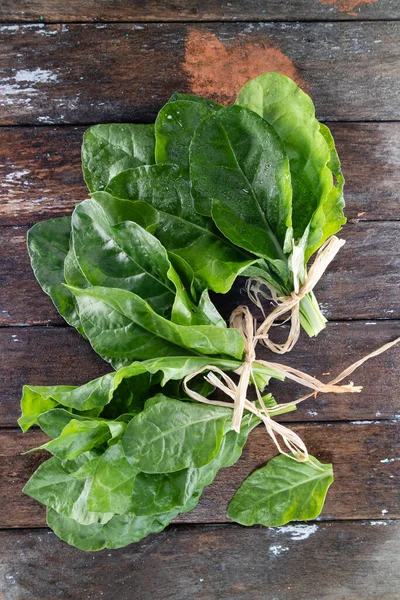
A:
[
  {"left": 0, "top": 23, "right": 399, "bottom": 124},
  {"left": 1, "top": 321, "right": 399, "bottom": 428},
  {"left": 1, "top": 123, "right": 399, "bottom": 227},
  {"left": 1, "top": 421, "right": 398, "bottom": 529},
  {"left": 0, "top": 521, "right": 399, "bottom": 600},
  {"left": 1, "top": 222, "right": 398, "bottom": 327},
  {"left": 2, "top": 0, "right": 400, "bottom": 22}
]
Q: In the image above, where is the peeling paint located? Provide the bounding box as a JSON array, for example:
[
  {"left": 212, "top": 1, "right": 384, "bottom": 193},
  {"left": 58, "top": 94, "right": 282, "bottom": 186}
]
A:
[
  {"left": 269, "top": 545, "right": 289, "bottom": 556},
  {"left": 275, "top": 524, "right": 319, "bottom": 540}
]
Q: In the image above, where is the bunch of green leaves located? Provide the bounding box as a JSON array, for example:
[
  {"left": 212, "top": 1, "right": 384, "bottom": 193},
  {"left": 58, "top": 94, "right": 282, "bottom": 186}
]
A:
[{"left": 22, "top": 73, "right": 340, "bottom": 550}]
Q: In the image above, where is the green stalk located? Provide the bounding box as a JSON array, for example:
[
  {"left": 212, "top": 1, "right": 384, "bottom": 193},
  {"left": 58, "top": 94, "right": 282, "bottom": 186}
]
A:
[{"left": 299, "top": 291, "right": 327, "bottom": 337}]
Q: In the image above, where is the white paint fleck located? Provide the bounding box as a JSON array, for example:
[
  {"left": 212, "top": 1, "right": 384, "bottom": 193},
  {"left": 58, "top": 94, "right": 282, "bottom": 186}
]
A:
[
  {"left": 269, "top": 545, "right": 289, "bottom": 556},
  {"left": 350, "top": 420, "right": 378, "bottom": 425},
  {"left": 365, "top": 322, "right": 377, "bottom": 325},
  {"left": 14, "top": 68, "right": 57, "bottom": 83},
  {"left": 370, "top": 521, "right": 387, "bottom": 525},
  {"left": 37, "top": 116, "right": 54, "bottom": 123},
  {"left": 61, "top": 24, "right": 69, "bottom": 33},
  {"left": 381, "top": 509, "right": 388, "bottom": 515},
  {"left": 3, "top": 170, "right": 30, "bottom": 185},
  {"left": 376, "top": 411, "right": 381, "bottom": 417},
  {"left": 0, "top": 25, "right": 19, "bottom": 34},
  {"left": 308, "top": 410, "right": 318, "bottom": 417},
  {"left": 199, "top": 578, "right": 204, "bottom": 582},
  {"left": 374, "top": 40, "right": 382, "bottom": 43},
  {"left": 380, "top": 458, "right": 399, "bottom": 464},
  {"left": 275, "top": 524, "right": 318, "bottom": 541}
]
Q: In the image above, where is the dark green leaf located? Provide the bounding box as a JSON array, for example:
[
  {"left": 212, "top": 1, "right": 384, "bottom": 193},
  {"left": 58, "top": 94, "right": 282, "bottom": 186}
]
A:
[
  {"left": 82, "top": 123, "right": 155, "bottom": 192},
  {"left": 27, "top": 217, "right": 82, "bottom": 332},
  {"left": 67, "top": 285, "right": 244, "bottom": 365},
  {"left": 106, "top": 164, "right": 255, "bottom": 294},
  {"left": 122, "top": 394, "right": 231, "bottom": 473},
  {"left": 236, "top": 73, "right": 345, "bottom": 253},
  {"left": 190, "top": 105, "right": 292, "bottom": 275}
]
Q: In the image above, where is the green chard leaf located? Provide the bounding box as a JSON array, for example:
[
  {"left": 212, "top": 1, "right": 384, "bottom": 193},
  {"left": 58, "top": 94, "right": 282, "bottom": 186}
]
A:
[
  {"left": 67, "top": 285, "right": 244, "bottom": 367},
  {"left": 105, "top": 164, "right": 255, "bottom": 294},
  {"left": 235, "top": 72, "right": 345, "bottom": 255},
  {"left": 46, "top": 506, "right": 180, "bottom": 552},
  {"left": 24, "top": 455, "right": 113, "bottom": 525},
  {"left": 19, "top": 357, "right": 283, "bottom": 431},
  {"left": 190, "top": 104, "right": 292, "bottom": 282},
  {"left": 122, "top": 394, "right": 232, "bottom": 473},
  {"left": 29, "top": 417, "right": 126, "bottom": 460},
  {"left": 227, "top": 454, "right": 334, "bottom": 527},
  {"left": 27, "top": 217, "right": 82, "bottom": 332},
  {"left": 155, "top": 97, "right": 220, "bottom": 173},
  {"left": 87, "top": 442, "right": 138, "bottom": 514},
  {"left": 82, "top": 123, "right": 155, "bottom": 192},
  {"left": 71, "top": 197, "right": 224, "bottom": 328}
]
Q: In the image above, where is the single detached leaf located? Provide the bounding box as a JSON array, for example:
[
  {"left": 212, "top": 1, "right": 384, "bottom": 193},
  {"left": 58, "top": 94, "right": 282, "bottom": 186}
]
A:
[
  {"left": 236, "top": 73, "right": 345, "bottom": 254},
  {"left": 82, "top": 123, "right": 155, "bottom": 192},
  {"left": 68, "top": 285, "right": 244, "bottom": 365},
  {"left": 27, "top": 217, "right": 82, "bottom": 332},
  {"left": 106, "top": 164, "right": 255, "bottom": 294},
  {"left": 227, "top": 454, "right": 333, "bottom": 527},
  {"left": 122, "top": 395, "right": 231, "bottom": 473},
  {"left": 190, "top": 104, "right": 292, "bottom": 271}
]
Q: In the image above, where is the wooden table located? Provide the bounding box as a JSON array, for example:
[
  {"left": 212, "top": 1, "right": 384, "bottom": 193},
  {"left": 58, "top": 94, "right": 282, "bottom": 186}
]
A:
[{"left": 1, "top": 2, "right": 399, "bottom": 598}]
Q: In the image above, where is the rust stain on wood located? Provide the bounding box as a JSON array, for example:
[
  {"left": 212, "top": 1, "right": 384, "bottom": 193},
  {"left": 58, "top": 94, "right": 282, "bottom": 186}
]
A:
[
  {"left": 318, "top": 0, "right": 378, "bottom": 14},
  {"left": 183, "top": 29, "right": 308, "bottom": 104}
]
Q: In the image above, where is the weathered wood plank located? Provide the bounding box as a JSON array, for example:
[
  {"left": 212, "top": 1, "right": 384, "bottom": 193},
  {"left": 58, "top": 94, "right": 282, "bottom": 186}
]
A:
[
  {"left": 0, "top": 23, "right": 399, "bottom": 124},
  {"left": 1, "top": 123, "right": 399, "bottom": 227},
  {"left": 1, "top": 0, "right": 399, "bottom": 22},
  {"left": 1, "top": 521, "right": 399, "bottom": 600},
  {"left": 1, "top": 321, "right": 399, "bottom": 427},
  {"left": 1, "top": 222, "right": 398, "bottom": 327},
  {"left": 1, "top": 422, "right": 398, "bottom": 528}
]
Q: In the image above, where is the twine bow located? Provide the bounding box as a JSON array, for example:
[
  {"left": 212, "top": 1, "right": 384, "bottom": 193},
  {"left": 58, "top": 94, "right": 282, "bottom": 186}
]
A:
[
  {"left": 247, "top": 236, "right": 346, "bottom": 354},
  {"left": 184, "top": 305, "right": 400, "bottom": 462}
]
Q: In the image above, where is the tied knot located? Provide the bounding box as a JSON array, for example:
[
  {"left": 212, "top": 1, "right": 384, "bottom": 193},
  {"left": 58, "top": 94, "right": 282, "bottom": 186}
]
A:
[
  {"left": 183, "top": 295, "right": 400, "bottom": 463},
  {"left": 247, "top": 236, "right": 346, "bottom": 354}
]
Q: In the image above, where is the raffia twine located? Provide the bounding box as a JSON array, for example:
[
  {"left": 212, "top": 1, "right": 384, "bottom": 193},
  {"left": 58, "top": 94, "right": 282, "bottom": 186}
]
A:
[
  {"left": 183, "top": 304, "right": 400, "bottom": 464},
  {"left": 247, "top": 235, "right": 346, "bottom": 354}
]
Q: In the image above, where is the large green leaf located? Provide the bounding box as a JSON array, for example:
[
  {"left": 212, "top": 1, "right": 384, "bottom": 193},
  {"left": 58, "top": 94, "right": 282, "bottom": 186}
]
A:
[
  {"left": 126, "top": 414, "right": 260, "bottom": 517},
  {"left": 105, "top": 164, "right": 255, "bottom": 294},
  {"left": 24, "top": 456, "right": 113, "bottom": 525},
  {"left": 46, "top": 505, "right": 181, "bottom": 552},
  {"left": 27, "top": 217, "right": 82, "bottom": 332},
  {"left": 122, "top": 394, "right": 231, "bottom": 473},
  {"left": 227, "top": 454, "right": 334, "bottom": 526},
  {"left": 155, "top": 98, "right": 220, "bottom": 172},
  {"left": 67, "top": 285, "right": 244, "bottom": 366},
  {"left": 236, "top": 73, "right": 345, "bottom": 254},
  {"left": 72, "top": 198, "right": 224, "bottom": 328},
  {"left": 30, "top": 418, "right": 126, "bottom": 460},
  {"left": 190, "top": 105, "right": 292, "bottom": 280},
  {"left": 82, "top": 123, "right": 155, "bottom": 192},
  {"left": 87, "top": 442, "right": 139, "bottom": 514}
]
